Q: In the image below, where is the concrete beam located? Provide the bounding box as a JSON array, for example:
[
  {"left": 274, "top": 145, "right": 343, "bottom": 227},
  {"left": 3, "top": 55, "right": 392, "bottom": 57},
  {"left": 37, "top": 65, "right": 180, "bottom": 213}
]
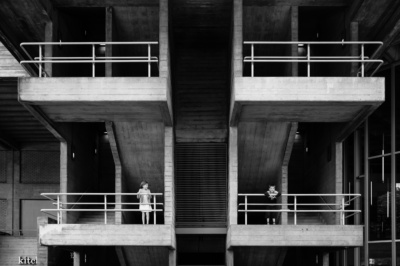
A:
[
  {"left": 227, "top": 225, "right": 363, "bottom": 248},
  {"left": 39, "top": 224, "right": 176, "bottom": 248},
  {"left": 230, "top": 77, "right": 385, "bottom": 125},
  {"left": 244, "top": 0, "right": 348, "bottom": 6}
]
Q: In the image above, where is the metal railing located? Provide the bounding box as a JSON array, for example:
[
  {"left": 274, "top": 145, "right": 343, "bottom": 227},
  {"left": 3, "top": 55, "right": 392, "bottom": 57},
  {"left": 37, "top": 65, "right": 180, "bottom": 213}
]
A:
[
  {"left": 41, "top": 192, "right": 163, "bottom": 225},
  {"left": 238, "top": 193, "right": 361, "bottom": 225},
  {"left": 243, "top": 41, "right": 384, "bottom": 77},
  {"left": 20, "top": 42, "right": 159, "bottom": 77}
]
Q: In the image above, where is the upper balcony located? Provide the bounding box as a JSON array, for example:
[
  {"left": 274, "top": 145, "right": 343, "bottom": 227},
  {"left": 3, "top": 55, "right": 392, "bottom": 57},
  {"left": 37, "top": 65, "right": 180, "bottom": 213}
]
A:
[
  {"left": 231, "top": 2, "right": 385, "bottom": 141},
  {"left": 17, "top": 2, "right": 172, "bottom": 125}
]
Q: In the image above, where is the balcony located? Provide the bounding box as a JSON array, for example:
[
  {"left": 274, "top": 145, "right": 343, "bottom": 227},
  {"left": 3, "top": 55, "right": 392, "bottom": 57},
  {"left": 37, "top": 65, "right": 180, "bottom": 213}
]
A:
[
  {"left": 230, "top": 41, "right": 385, "bottom": 140},
  {"left": 18, "top": 41, "right": 172, "bottom": 125},
  {"left": 227, "top": 193, "right": 363, "bottom": 248},
  {"left": 38, "top": 192, "right": 175, "bottom": 248}
]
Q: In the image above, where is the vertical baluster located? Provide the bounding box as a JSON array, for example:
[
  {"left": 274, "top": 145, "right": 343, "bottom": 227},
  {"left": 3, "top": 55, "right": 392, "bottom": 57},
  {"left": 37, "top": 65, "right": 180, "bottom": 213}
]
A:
[
  {"left": 154, "top": 194, "right": 157, "bottom": 225},
  {"left": 245, "top": 195, "right": 248, "bottom": 225},
  {"left": 294, "top": 196, "right": 297, "bottom": 225},
  {"left": 57, "top": 195, "right": 60, "bottom": 224},
  {"left": 104, "top": 195, "right": 107, "bottom": 225},
  {"left": 361, "top": 44, "right": 365, "bottom": 77},
  {"left": 251, "top": 44, "right": 254, "bottom": 77},
  {"left": 341, "top": 197, "right": 345, "bottom": 225},
  {"left": 92, "top": 44, "right": 96, "bottom": 77},
  {"left": 148, "top": 44, "right": 151, "bottom": 77},
  {"left": 307, "top": 44, "right": 310, "bottom": 77},
  {"left": 39, "top": 45, "right": 43, "bottom": 77}
]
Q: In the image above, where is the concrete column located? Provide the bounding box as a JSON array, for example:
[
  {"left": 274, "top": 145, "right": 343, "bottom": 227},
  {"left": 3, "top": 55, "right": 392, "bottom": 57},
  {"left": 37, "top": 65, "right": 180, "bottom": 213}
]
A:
[
  {"left": 60, "top": 141, "right": 68, "bottom": 224},
  {"left": 105, "top": 7, "right": 113, "bottom": 77},
  {"left": 228, "top": 127, "right": 238, "bottom": 225},
  {"left": 335, "top": 142, "right": 343, "bottom": 225},
  {"left": 280, "top": 166, "right": 288, "bottom": 224},
  {"left": 291, "top": 6, "right": 299, "bottom": 77},
  {"left": 73, "top": 252, "right": 80, "bottom": 266},
  {"left": 322, "top": 252, "right": 329, "bottom": 266},
  {"left": 350, "top": 22, "right": 359, "bottom": 77},
  {"left": 164, "top": 127, "right": 175, "bottom": 226},
  {"left": 226, "top": 249, "right": 234, "bottom": 266},
  {"left": 232, "top": 0, "right": 243, "bottom": 77},
  {"left": 169, "top": 249, "right": 176, "bottom": 266}
]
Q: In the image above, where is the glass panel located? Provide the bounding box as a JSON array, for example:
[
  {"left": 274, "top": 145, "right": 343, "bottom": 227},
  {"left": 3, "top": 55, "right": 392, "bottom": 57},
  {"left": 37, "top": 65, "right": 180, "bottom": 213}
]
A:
[
  {"left": 21, "top": 200, "right": 55, "bottom": 237},
  {"left": 396, "top": 155, "right": 400, "bottom": 239},
  {"left": 369, "top": 242, "right": 392, "bottom": 266},
  {"left": 369, "top": 69, "right": 391, "bottom": 157},
  {"left": 369, "top": 157, "right": 392, "bottom": 241}
]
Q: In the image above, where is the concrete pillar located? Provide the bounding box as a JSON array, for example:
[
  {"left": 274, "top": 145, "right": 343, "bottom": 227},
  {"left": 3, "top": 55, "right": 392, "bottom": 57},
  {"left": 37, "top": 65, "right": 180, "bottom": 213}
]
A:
[
  {"left": 105, "top": 7, "right": 113, "bottom": 77},
  {"left": 169, "top": 249, "right": 176, "bottom": 266},
  {"left": 322, "top": 252, "right": 329, "bottom": 266},
  {"left": 291, "top": 6, "right": 299, "bottom": 77},
  {"left": 73, "top": 252, "right": 80, "bottom": 266},
  {"left": 350, "top": 22, "right": 359, "bottom": 77},
  {"left": 164, "top": 127, "right": 175, "bottom": 226},
  {"left": 226, "top": 249, "right": 234, "bottom": 266},
  {"left": 280, "top": 166, "right": 288, "bottom": 224},
  {"left": 335, "top": 142, "right": 343, "bottom": 225},
  {"left": 228, "top": 127, "right": 238, "bottom": 225}
]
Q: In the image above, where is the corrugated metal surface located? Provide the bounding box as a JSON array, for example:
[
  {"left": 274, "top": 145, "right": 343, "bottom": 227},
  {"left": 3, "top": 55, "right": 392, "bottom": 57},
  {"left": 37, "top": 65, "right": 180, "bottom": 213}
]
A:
[{"left": 175, "top": 143, "right": 227, "bottom": 227}]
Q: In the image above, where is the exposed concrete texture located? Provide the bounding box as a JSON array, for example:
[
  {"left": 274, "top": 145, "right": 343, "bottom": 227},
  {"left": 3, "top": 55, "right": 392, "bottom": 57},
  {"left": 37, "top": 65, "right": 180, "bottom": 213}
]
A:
[
  {"left": 227, "top": 225, "right": 363, "bottom": 247},
  {"left": 18, "top": 77, "right": 172, "bottom": 125},
  {"left": 230, "top": 77, "right": 385, "bottom": 124},
  {"left": 39, "top": 224, "right": 176, "bottom": 247},
  {"left": 164, "top": 127, "right": 175, "bottom": 227},
  {"left": 0, "top": 43, "right": 28, "bottom": 77},
  {"left": 228, "top": 127, "right": 238, "bottom": 225}
]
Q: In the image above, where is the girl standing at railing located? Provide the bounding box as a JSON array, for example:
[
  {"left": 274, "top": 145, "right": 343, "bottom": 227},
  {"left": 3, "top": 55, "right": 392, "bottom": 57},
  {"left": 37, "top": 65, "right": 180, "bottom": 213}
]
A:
[
  {"left": 137, "top": 181, "right": 152, "bottom": 224},
  {"left": 264, "top": 185, "right": 281, "bottom": 225}
]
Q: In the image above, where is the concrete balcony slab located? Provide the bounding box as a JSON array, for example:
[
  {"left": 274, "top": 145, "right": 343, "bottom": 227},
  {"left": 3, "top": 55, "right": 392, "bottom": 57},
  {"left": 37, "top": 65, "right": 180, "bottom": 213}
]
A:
[
  {"left": 230, "top": 77, "right": 385, "bottom": 137},
  {"left": 39, "top": 224, "right": 176, "bottom": 248},
  {"left": 18, "top": 77, "right": 172, "bottom": 125},
  {"left": 227, "top": 225, "right": 363, "bottom": 248}
]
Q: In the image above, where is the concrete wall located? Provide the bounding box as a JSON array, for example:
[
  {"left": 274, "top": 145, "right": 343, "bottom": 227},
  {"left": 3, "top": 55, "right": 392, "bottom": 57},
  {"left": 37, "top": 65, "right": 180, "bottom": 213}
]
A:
[
  {"left": 0, "top": 43, "right": 28, "bottom": 77},
  {"left": 59, "top": 123, "right": 100, "bottom": 224},
  {"left": 0, "top": 236, "right": 37, "bottom": 266},
  {"left": 0, "top": 143, "right": 60, "bottom": 236},
  {"left": 306, "top": 123, "right": 343, "bottom": 225}
]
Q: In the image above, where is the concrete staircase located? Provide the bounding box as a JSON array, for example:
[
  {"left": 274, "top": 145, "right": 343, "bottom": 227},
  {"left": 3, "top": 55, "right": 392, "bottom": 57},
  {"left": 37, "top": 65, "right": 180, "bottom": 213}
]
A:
[
  {"left": 0, "top": 236, "right": 37, "bottom": 266},
  {"left": 287, "top": 212, "right": 325, "bottom": 225},
  {"left": 77, "top": 211, "right": 115, "bottom": 224}
]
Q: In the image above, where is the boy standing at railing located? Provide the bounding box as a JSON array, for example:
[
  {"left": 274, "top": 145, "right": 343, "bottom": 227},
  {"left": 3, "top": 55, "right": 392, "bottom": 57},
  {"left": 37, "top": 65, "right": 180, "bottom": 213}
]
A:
[{"left": 264, "top": 185, "right": 281, "bottom": 225}]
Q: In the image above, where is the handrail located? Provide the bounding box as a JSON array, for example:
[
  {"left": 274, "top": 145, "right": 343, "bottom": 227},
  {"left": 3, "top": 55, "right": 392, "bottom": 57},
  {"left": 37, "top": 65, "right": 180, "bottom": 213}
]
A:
[
  {"left": 41, "top": 192, "right": 164, "bottom": 225},
  {"left": 238, "top": 193, "right": 361, "bottom": 225},
  {"left": 20, "top": 41, "right": 159, "bottom": 78},
  {"left": 243, "top": 41, "right": 384, "bottom": 77}
]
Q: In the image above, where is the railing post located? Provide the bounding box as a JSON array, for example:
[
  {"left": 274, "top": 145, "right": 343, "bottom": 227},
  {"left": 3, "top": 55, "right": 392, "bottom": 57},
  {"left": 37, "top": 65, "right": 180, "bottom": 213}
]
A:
[
  {"left": 148, "top": 44, "right": 151, "bottom": 77},
  {"left": 104, "top": 195, "right": 107, "bottom": 225},
  {"left": 341, "top": 197, "right": 345, "bottom": 225},
  {"left": 154, "top": 194, "right": 157, "bottom": 225},
  {"left": 307, "top": 44, "right": 310, "bottom": 77},
  {"left": 57, "top": 195, "right": 60, "bottom": 224},
  {"left": 39, "top": 45, "right": 43, "bottom": 78},
  {"left": 251, "top": 44, "right": 254, "bottom": 77},
  {"left": 245, "top": 195, "right": 248, "bottom": 225},
  {"left": 92, "top": 44, "right": 96, "bottom": 77},
  {"left": 361, "top": 44, "right": 365, "bottom": 77},
  {"left": 294, "top": 196, "right": 297, "bottom": 225}
]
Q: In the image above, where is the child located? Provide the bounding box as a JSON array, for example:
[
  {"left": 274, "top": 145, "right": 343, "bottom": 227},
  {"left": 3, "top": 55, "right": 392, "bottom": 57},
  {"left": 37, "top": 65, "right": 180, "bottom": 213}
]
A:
[
  {"left": 264, "top": 185, "right": 281, "bottom": 225},
  {"left": 137, "top": 180, "right": 152, "bottom": 224}
]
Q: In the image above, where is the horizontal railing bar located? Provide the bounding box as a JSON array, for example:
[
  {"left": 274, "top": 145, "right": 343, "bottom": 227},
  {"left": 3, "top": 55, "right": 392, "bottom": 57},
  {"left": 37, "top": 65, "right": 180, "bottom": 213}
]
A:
[
  {"left": 59, "top": 202, "right": 164, "bottom": 205},
  {"left": 35, "top": 56, "right": 159, "bottom": 60},
  {"left": 21, "top": 42, "right": 158, "bottom": 45},
  {"left": 238, "top": 210, "right": 361, "bottom": 212},
  {"left": 244, "top": 41, "right": 383, "bottom": 45},
  {"left": 21, "top": 60, "right": 158, "bottom": 64},
  {"left": 244, "top": 56, "right": 371, "bottom": 59},
  {"left": 238, "top": 193, "right": 361, "bottom": 196},
  {"left": 42, "top": 193, "right": 163, "bottom": 196},
  {"left": 41, "top": 209, "right": 163, "bottom": 212},
  {"left": 243, "top": 59, "right": 383, "bottom": 63},
  {"left": 238, "top": 203, "right": 343, "bottom": 206}
]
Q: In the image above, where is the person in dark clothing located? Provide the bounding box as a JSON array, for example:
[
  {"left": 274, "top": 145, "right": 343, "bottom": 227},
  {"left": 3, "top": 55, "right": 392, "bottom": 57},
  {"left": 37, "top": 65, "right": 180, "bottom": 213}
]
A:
[{"left": 264, "top": 185, "right": 281, "bottom": 224}]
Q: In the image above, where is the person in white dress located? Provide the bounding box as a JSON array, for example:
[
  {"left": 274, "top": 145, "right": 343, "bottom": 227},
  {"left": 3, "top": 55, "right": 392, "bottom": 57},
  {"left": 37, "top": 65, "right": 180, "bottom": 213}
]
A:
[{"left": 137, "top": 181, "right": 152, "bottom": 224}]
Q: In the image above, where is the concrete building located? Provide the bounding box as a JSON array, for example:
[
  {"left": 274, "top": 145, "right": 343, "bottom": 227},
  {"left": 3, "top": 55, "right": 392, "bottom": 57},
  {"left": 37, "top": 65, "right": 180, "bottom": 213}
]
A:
[{"left": 0, "top": 0, "right": 398, "bottom": 265}]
